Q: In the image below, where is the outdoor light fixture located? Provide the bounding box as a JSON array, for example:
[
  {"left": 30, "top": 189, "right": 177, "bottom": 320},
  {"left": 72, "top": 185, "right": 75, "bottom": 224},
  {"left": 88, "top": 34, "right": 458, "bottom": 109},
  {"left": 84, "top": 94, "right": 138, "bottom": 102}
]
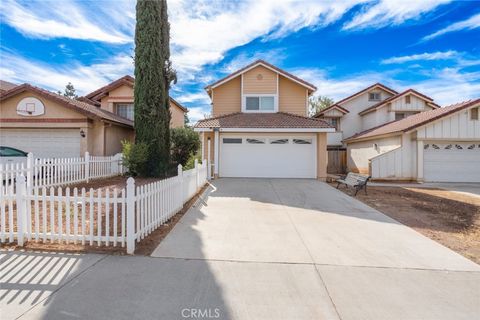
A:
[{"left": 80, "top": 129, "right": 86, "bottom": 138}]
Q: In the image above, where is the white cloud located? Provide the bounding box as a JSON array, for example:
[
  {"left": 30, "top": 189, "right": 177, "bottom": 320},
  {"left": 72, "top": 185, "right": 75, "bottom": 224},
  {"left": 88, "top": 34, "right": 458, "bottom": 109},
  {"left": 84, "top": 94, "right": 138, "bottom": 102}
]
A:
[
  {"left": 423, "top": 12, "right": 480, "bottom": 40},
  {"left": 186, "top": 106, "right": 211, "bottom": 123},
  {"left": 0, "top": 50, "right": 134, "bottom": 94},
  {"left": 168, "top": 0, "right": 365, "bottom": 75},
  {"left": 175, "top": 92, "right": 210, "bottom": 104},
  {"left": 343, "top": 0, "right": 451, "bottom": 30},
  {"left": 380, "top": 50, "right": 460, "bottom": 64},
  {"left": 0, "top": 0, "right": 132, "bottom": 44}
]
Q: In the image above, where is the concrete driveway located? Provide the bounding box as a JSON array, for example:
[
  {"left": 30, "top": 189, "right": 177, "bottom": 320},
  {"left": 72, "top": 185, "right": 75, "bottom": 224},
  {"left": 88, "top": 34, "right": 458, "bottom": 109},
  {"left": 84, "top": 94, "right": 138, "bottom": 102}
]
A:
[{"left": 2, "top": 179, "right": 479, "bottom": 320}]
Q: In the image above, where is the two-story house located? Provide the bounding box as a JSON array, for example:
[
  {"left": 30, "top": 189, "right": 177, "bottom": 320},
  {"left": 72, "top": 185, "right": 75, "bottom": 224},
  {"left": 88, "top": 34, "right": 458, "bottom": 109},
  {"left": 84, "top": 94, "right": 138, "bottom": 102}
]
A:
[
  {"left": 193, "top": 60, "right": 334, "bottom": 179},
  {"left": 313, "top": 83, "right": 440, "bottom": 148},
  {"left": 82, "top": 75, "right": 187, "bottom": 128},
  {"left": 0, "top": 76, "right": 187, "bottom": 157}
]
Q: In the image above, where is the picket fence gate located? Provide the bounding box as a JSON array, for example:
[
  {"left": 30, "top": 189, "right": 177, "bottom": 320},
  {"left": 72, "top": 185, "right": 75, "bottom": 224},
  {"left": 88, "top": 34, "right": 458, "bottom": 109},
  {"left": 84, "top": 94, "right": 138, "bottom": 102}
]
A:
[
  {"left": 0, "top": 159, "right": 208, "bottom": 254},
  {"left": 0, "top": 152, "right": 124, "bottom": 195}
]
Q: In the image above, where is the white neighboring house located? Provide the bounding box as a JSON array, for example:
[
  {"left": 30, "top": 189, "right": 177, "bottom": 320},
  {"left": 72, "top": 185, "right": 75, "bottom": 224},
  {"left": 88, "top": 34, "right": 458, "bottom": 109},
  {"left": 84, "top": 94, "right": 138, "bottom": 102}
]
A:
[
  {"left": 343, "top": 99, "right": 480, "bottom": 182},
  {"left": 313, "top": 83, "right": 440, "bottom": 148}
]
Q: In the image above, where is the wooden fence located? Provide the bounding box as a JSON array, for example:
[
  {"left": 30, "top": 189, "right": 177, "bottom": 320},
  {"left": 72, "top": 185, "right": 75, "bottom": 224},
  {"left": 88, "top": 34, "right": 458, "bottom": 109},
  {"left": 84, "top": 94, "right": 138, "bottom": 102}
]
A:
[
  {"left": 0, "top": 160, "right": 208, "bottom": 254},
  {"left": 327, "top": 149, "right": 347, "bottom": 174}
]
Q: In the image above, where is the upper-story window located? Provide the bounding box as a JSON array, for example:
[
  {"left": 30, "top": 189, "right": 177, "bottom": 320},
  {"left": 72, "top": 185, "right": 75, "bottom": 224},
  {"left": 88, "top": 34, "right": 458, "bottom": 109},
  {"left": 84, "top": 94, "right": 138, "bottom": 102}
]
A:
[
  {"left": 325, "top": 118, "right": 340, "bottom": 131},
  {"left": 368, "top": 92, "right": 381, "bottom": 101},
  {"left": 395, "top": 112, "right": 406, "bottom": 121},
  {"left": 115, "top": 103, "right": 134, "bottom": 120},
  {"left": 471, "top": 107, "right": 479, "bottom": 120},
  {"left": 243, "top": 95, "right": 277, "bottom": 112},
  {"left": 405, "top": 95, "right": 411, "bottom": 104}
]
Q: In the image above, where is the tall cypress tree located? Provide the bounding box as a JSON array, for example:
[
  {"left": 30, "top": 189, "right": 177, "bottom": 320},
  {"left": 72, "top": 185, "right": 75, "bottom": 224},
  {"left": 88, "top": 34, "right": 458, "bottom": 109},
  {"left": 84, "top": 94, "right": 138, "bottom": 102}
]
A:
[{"left": 134, "top": 0, "right": 175, "bottom": 177}]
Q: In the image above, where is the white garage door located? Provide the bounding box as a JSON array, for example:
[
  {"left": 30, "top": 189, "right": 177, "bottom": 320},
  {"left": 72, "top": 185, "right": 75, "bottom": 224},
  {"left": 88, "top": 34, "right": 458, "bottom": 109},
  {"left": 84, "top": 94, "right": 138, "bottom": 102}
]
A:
[
  {"left": 219, "top": 135, "right": 317, "bottom": 178},
  {"left": 424, "top": 142, "right": 480, "bottom": 182},
  {"left": 0, "top": 129, "right": 81, "bottom": 158}
]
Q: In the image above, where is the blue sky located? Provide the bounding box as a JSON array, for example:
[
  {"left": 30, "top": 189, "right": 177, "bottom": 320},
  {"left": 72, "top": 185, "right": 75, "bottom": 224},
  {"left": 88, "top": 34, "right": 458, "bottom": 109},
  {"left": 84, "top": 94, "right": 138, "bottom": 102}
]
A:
[{"left": 1, "top": 0, "right": 479, "bottom": 122}]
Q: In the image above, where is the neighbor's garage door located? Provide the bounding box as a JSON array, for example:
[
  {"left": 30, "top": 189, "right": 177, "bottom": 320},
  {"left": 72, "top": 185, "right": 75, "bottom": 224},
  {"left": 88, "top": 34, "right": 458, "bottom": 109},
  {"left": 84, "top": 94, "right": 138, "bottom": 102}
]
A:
[
  {"left": 0, "top": 129, "right": 81, "bottom": 158},
  {"left": 424, "top": 142, "right": 480, "bottom": 182},
  {"left": 219, "top": 135, "right": 317, "bottom": 178}
]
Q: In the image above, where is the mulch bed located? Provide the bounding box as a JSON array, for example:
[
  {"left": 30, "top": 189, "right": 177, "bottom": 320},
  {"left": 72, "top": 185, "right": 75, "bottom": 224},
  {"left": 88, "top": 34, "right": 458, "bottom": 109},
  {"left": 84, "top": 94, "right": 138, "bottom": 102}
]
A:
[{"left": 333, "top": 184, "right": 480, "bottom": 264}]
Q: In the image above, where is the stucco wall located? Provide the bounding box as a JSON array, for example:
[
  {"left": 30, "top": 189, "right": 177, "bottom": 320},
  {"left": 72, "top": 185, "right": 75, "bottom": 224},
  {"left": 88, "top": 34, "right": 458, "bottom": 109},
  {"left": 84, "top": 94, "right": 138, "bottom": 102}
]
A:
[
  {"left": 105, "top": 124, "right": 134, "bottom": 155},
  {"left": 347, "top": 135, "right": 401, "bottom": 174},
  {"left": 1, "top": 91, "right": 88, "bottom": 126},
  {"left": 316, "top": 132, "right": 328, "bottom": 180},
  {"left": 170, "top": 103, "right": 185, "bottom": 128}
]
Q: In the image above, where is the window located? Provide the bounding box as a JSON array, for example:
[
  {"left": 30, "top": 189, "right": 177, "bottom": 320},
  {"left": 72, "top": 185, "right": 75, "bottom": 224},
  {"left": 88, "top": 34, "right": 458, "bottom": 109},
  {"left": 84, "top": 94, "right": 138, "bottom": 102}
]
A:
[
  {"left": 270, "top": 138, "right": 289, "bottom": 144},
  {"left": 471, "top": 107, "right": 479, "bottom": 120},
  {"left": 223, "top": 138, "right": 242, "bottom": 144},
  {"left": 405, "top": 95, "right": 411, "bottom": 104},
  {"left": 116, "top": 103, "right": 134, "bottom": 120},
  {"left": 244, "top": 95, "right": 276, "bottom": 112},
  {"left": 368, "top": 92, "right": 381, "bottom": 101},
  {"left": 246, "top": 138, "right": 265, "bottom": 144},
  {"left": 325, "top": 118, "right": 339, "bottom": 131},
  {"left": 395, "top": 113, "right": 406, "bottom": 121},
  {"left": 293, "top": 139, "right": 312, "bottom": 145}
]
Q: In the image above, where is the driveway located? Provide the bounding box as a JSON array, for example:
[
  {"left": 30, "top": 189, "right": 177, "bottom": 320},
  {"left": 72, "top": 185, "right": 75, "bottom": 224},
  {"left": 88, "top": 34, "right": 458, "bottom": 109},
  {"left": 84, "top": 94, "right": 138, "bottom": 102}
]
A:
[{"left": 2, "top": 179, "right": 479, "bottom": 320}]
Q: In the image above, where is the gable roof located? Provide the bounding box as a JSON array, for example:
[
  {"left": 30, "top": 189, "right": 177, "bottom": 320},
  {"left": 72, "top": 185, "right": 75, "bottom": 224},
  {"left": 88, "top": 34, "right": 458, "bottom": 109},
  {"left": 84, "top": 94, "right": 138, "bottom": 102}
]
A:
[
  {"left": 83, "top": 75, "right": 188, "bottom": 112},
  {"left": 0, "top": 83, "right": 133, "bottom": 127},
  {"left": 84, "top": 75, "right": 134, "bottom": 101},
  {"left": 205, "top": 59, "right": 317, "bottom": 93},
  {"left": 344, "top": 98, "right": 480, "bottom": 142},
  {"left": 194, "top": 112, "right": 333, "bottom": 130},
  {"left": 0, "top": 80, "right": 17, "bottom": 93},
  {"left": 358, "top": 89, "right": 439, "bottom": 115},
  {"left": 313, "top": 104, "right": 349, "bottom": 117},
  {"left": 312, "top": 83, "right": 397, "bottom": 118}
]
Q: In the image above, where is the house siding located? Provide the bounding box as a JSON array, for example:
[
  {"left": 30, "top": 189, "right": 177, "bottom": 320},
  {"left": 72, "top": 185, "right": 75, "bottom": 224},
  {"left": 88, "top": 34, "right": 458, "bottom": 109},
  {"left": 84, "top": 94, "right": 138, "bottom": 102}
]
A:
[
  {"left": 347, "top": 135, "right": 401, "bottom": 174},
  {"left": 211, "top": 76, "right": 241, "bottom": 116},
  {"left": 242, "top": 65, "right": 277, "bottom": 94},
  {"left": 278, "top": 75, "right": 307, "bottom": 116}
]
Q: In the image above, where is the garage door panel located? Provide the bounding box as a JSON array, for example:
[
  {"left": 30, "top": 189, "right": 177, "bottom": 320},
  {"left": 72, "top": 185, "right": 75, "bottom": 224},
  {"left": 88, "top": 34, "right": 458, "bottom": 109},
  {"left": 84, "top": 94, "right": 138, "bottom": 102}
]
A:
[
  {"left": 424, "top": 142, "right": 480, "bottom": 182},
  {"left": 0, "top": 129, "right": 81, "bottom": 158},
  {"left": 220, "top": 135, "right": 317, "bottom": 178}
]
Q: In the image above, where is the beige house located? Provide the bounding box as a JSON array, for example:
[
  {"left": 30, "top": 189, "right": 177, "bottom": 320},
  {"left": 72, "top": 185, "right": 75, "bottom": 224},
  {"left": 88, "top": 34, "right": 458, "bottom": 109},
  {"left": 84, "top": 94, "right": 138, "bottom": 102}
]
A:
[
  {"left": 0, "top": 76, "right": 188, "bottom": 157},
  {"left": 82, "top": 75, "right": 187, "bottom": 128},
  {"left": 194, "top": 60, "right": 334, "bottom": 180},
  {"left": 344, "top": 99, "right": 480, "bottom": 182}
]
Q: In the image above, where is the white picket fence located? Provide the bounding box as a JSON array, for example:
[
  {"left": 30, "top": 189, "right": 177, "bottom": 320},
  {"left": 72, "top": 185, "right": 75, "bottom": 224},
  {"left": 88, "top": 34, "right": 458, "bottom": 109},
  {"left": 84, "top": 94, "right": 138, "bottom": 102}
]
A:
[
  {"left": 0, "top": 152, "right": 124, "bottom": 194},
  {"left": 0, "top": 159, "right": 208, "bottom": 254}
]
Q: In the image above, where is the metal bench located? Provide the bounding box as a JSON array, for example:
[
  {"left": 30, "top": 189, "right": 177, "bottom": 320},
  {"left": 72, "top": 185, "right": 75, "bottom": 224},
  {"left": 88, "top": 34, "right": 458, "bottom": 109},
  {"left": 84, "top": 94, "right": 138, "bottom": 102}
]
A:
[{"left": 336, "top": 172, "right": 371, "bottom": 196}]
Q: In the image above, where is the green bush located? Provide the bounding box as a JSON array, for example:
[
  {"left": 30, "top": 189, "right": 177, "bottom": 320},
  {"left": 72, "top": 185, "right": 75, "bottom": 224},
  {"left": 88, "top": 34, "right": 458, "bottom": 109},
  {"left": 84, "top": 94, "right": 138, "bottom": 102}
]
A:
[
  {"left": 184, "top": 154, "right": 202, "bottom": 170},
  {"left": 121, "top": 140, "right": 149, "bottom": 176},
  {"left": 171, "top": 127, "right": 200, "bottom": 167}
]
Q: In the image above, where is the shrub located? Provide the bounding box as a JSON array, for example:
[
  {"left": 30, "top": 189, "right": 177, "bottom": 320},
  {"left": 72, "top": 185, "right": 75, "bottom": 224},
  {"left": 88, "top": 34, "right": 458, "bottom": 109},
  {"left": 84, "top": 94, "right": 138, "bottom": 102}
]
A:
[
  {"left": 121, "top": 140, "right": 149, "bottom": 176},
  {"left": 171, "top": 127, "right": 200, "bottom": 167},
  {"left": 184, "top": 154, "right": 202, "bottom": 170}
]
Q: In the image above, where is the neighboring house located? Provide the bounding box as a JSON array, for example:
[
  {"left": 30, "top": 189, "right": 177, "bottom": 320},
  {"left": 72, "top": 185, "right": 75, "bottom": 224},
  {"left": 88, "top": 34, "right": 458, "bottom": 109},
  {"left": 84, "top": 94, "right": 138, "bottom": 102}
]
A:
[
  {"left": 344, "top": 99, "right": 480, "bottom": 182},
  {"left": 0, "top": 76, "right": 188, "bottom": 158},
  {"left": 82, "top": 75, "right": 188, "bottom": 128},
  {"left": 0, "top": 83, "right": 133, "bottom": 158},
  {"left": 313, "top": 83, "right": 439, "bottom": 148},
  {"left": 193, "top": 60, "right": 334, "bottom": 179}
]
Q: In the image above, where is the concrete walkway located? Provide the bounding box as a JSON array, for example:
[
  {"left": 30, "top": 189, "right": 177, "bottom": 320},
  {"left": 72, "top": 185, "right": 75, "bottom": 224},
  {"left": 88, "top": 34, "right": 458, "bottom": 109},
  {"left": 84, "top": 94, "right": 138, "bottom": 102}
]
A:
[{"left": 2, "top": 179, "right": 479, "bottom": 320}]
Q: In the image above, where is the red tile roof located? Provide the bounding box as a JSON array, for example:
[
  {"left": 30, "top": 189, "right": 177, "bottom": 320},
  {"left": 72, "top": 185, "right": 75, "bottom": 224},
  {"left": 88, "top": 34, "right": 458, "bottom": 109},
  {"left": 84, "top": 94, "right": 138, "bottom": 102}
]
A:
[
  {"left": 0, "top": 84, "right": 133, "bottom": 127},
  {"left": 344, "top": 98, "right": 480, "bottom": 142},
  {"left": 358, "top": 89, "right": 438, "bottom": 115},
  {"left": 205, "top": 60, "right": 317, "bottom": 92},
  {"left": 194, "top": 112, "right": 333, "bottom": 129}
]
